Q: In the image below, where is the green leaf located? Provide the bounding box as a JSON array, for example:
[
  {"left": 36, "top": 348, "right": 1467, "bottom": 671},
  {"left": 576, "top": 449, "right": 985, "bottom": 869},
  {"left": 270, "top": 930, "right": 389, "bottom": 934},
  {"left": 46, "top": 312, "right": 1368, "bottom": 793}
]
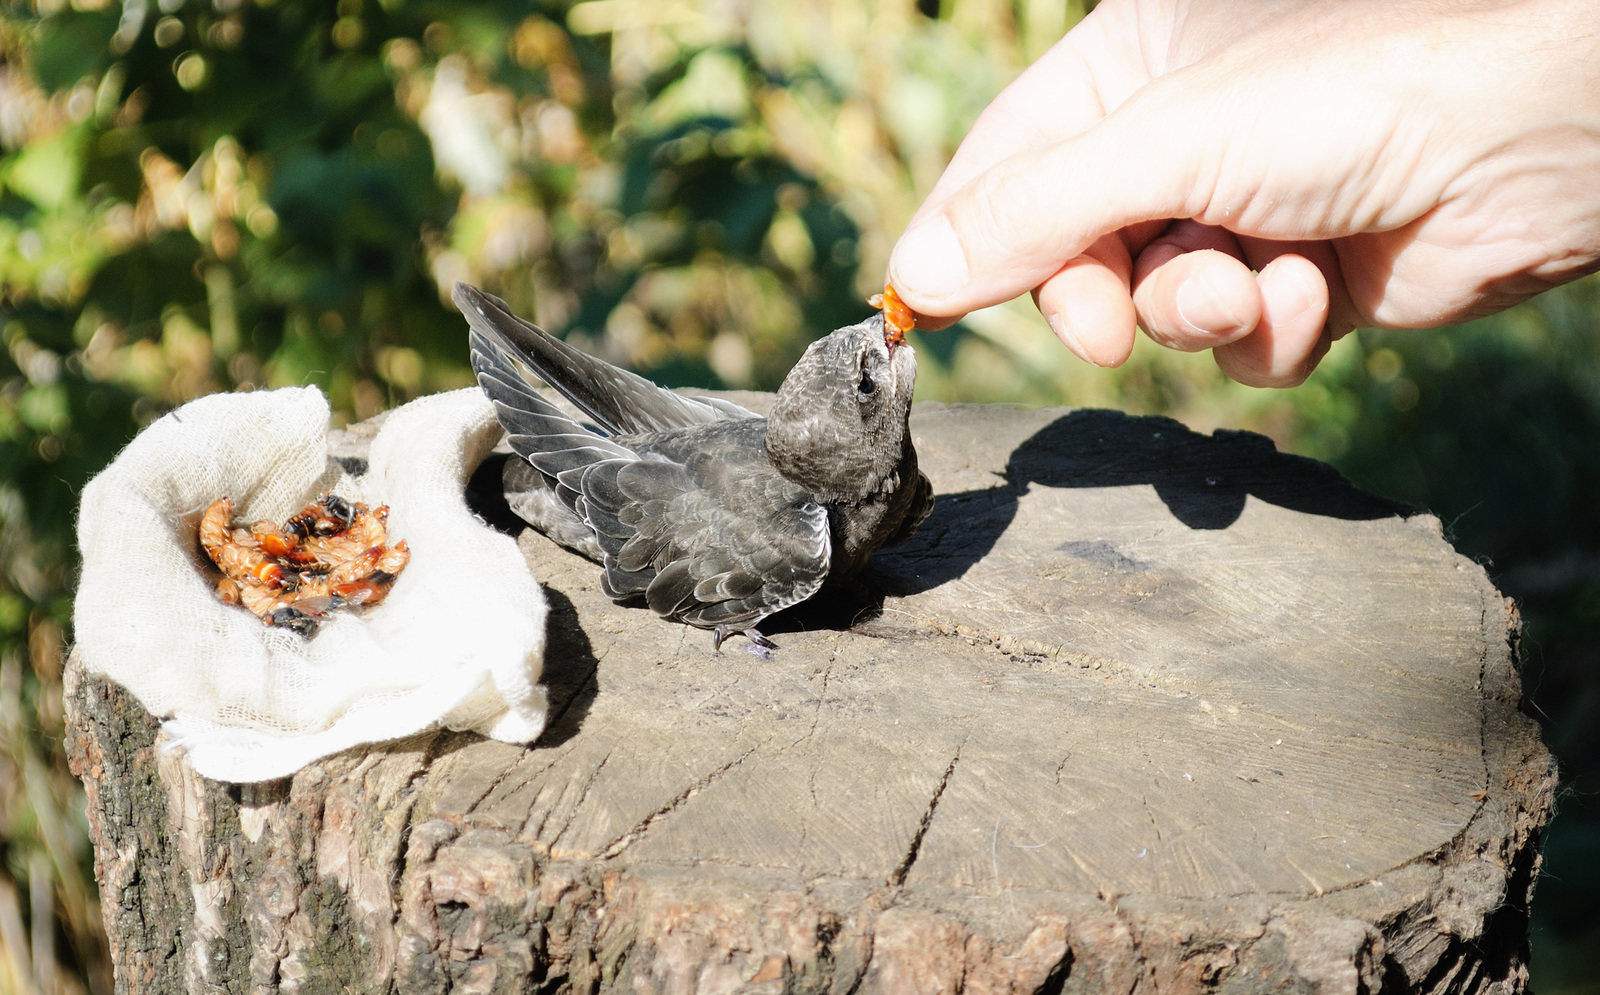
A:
[
  {"left": 4, "top": 125, "right": 89, "bottom": 210},
  {"left": 17, "top": 384, "right": 69, "bottom": 434},
  {"left": 31, "top": 10, "right": 118, "bottom": 91}
]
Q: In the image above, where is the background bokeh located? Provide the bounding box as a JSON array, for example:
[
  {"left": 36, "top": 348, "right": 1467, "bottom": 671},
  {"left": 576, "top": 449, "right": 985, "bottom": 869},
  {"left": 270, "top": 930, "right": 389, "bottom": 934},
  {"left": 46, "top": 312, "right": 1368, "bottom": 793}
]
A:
[{"left": 0, "top": 0, "right": 1596, "bottom": 991}]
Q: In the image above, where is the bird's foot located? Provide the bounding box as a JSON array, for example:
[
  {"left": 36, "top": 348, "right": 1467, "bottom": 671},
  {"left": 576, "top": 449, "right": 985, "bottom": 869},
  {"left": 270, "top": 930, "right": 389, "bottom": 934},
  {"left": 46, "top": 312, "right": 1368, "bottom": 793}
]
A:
[
  {"left": 743, "top": 628, "right": 777, "bottom": 659},
  {"left": 712, "top": 625, "right": 776, "bottom": 655},
  {"left": 745, "top": 628, "right": 777, "bottom": 649}
]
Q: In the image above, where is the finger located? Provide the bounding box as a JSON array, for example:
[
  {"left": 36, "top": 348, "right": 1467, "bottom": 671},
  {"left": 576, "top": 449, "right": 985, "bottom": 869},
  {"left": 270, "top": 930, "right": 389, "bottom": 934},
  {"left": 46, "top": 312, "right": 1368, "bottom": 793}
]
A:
[
  {"left": 1033, "top": 234, "right": 1137, "bottom": 366},
  {"left": 906, "top": 313, "right": 962, "bottom": 332},
  {"left": 1131, "top": 224, "right": 1260, "bottom": 351},
  {"left": 886, "top": 10, "right": 1144, "bottom": 332},
  {"left": 911, "top": 221, "right": 1167, "bottom": 338},
  {"left": 1241, "top": 235, "right": 1362, "bottom": 339},
  {"left": 1213, "top": 253, "right": 1331, "bottom": 387},
  {"left": 908, "top": 8, "right": 1147, "bottom": 226},
  {"left": 887, "top": 79, "right": 1203, "bottom": 319},
  {"left": 1131, "top": 220, "right": 1246, "bottom": 284}
]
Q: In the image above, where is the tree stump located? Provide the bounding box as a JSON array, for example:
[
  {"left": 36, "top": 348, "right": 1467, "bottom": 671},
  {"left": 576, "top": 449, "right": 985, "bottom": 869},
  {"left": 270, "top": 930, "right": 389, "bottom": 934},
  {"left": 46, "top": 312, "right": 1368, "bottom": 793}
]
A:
[{"left": 65, "top": 401, "right": 1554, "bottom": 995}]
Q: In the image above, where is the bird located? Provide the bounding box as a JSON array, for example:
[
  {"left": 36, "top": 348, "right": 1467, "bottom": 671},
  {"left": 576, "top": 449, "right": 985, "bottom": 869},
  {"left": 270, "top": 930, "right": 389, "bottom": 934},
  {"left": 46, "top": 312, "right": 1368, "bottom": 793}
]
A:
[{"left": 456, "top": 282, "right": 933, "bottom": 652}]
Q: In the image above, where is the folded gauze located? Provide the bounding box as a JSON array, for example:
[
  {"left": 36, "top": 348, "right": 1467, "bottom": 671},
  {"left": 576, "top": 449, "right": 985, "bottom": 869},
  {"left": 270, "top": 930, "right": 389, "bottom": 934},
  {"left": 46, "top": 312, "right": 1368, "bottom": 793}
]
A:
[{"left": 73, "top": 386, "right": 547, "bottom": 783}]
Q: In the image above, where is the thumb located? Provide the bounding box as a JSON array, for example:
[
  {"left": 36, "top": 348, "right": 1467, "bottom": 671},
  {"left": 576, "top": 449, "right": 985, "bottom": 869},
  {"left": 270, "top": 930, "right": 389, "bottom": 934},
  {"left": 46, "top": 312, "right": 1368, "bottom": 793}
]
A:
[{"left": 888, "top": 83, "right": 1205, "bottom": 318}]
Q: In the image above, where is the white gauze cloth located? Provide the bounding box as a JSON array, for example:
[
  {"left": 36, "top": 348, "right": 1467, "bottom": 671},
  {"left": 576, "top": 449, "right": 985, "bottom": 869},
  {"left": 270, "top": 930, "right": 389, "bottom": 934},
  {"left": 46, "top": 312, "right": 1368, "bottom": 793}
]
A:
[{"left": 73, "top": 386, "right": 547, "bottom": 783}]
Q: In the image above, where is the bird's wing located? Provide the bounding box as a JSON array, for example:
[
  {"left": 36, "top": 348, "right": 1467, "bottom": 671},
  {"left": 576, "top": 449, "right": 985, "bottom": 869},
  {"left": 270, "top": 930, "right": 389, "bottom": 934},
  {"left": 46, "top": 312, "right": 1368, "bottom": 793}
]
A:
[
  {"left": 471, "top": 316, "right": 647, "bottom": 569},
  {"left": 469, "top": 303, "right": 828, "bottom": 630},
  {"left": 572, "top": 435, "right": 833, "bottom": 629},
  {"left": 469, "top": 322, "right": 638, "bottom": 481},
  {"left": 454, "top": 282, "right": 756, "bottom": 435}
]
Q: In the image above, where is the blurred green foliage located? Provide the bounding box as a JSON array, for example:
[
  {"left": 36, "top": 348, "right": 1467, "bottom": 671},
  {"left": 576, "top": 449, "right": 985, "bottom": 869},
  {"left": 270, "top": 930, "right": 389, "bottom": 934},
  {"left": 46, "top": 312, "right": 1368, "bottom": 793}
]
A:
[{"left": 0, "top": 0, "right": 1596, "bottom": 991}]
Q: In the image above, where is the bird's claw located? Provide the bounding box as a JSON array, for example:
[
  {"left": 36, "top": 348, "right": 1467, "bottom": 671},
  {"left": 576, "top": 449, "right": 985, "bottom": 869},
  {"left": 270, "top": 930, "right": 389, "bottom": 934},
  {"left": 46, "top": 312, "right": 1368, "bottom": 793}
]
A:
[
  {"left": 745, "top": 628, "right": 776, "bottom": 649},
  {"left": 712, "top": 625, "right": 776, "bottom": 655}
]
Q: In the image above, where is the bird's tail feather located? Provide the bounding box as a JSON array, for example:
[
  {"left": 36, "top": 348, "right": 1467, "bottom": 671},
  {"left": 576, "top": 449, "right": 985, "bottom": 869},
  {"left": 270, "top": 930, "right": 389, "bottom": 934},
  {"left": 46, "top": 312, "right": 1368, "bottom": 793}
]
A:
[
  {"left": 454, "top": 282, "right": 755, "bottom": 436},
  {"left": 469, "top": 324, "right": 637, "bottom": 480}
]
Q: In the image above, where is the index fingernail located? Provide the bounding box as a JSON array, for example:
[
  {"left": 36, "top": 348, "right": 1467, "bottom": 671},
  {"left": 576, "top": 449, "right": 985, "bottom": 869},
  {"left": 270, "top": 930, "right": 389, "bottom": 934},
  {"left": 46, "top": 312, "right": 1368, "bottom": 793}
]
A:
[
  {"left": 1046, "top": 311, "right": 1095, "bottom": 364},
  {"left": 891, "top": 215, "right": 969, "bottom": 302}
]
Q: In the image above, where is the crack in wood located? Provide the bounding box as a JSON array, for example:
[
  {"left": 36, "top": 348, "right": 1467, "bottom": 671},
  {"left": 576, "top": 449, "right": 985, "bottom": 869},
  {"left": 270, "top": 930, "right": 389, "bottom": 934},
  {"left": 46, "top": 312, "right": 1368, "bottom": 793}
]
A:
[
  {"left": 776, "top": 660, "right": 837, "bottom": 756},
  {"left": 1102, "top": 885, "right": 1149, "bottom": 995},
  {"left": 808, "top": 660, "right": 833, "bottom": 745},
  {"left": 491, "top": 755, "right": 571, "bottom": 822},
  {"left": 548, "top": 750, "right": 612, "bottom": 852},
  {"left": 597, "top": 746, "right": 758, "bottom": 859},
  {"left": 888, "top": 740, "right": 965, "bottom": 890},
  {"left": 840, "top": 923, "right": 875, "bottom": 995},
  {"left": 689, "top": 671, "right": 744, "bottom": 711},
  {"left": 391, "top": 732, "right": 450, "bottom": 890},
  {"left": 540, "top": 668, "right": 599, "bottom": 741},
  {"left": 454, "top": 759, "right": 523, "bottom": 823},
  {"left": 1474, "top": 601, "right": 1494, "bottom": 792},
  {"left": 1141, "top": 793, "right": 1164, "bottom": 847}
]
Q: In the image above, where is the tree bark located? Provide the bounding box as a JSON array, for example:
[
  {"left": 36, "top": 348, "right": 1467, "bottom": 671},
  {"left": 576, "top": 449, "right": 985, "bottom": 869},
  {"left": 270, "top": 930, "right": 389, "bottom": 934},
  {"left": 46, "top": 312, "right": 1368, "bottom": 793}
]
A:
[{"left": 66, "top": 401, "right": 1555, "bottom": 994}]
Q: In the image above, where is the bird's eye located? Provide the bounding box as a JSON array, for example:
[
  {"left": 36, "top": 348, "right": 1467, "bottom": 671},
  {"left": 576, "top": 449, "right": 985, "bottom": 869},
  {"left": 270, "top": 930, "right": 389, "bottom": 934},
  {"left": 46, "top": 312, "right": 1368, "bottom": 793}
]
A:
[{"left": 858, "top": 372, "right": 876, "bottom": 394}]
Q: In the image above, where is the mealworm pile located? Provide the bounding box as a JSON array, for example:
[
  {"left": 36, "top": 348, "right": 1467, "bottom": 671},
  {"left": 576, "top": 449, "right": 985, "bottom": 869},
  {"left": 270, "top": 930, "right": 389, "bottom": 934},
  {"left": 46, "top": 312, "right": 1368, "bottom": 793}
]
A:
[{"left": 198, "top": 492, "right": 410, "bottom": 635}]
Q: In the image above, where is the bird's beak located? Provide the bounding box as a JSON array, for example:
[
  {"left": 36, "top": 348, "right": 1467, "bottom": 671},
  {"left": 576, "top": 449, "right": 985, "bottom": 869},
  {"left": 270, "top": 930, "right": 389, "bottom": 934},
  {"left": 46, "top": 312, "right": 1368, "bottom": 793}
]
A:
[{"left": 868, "top": 313, "right": 899, "bottom": 356}]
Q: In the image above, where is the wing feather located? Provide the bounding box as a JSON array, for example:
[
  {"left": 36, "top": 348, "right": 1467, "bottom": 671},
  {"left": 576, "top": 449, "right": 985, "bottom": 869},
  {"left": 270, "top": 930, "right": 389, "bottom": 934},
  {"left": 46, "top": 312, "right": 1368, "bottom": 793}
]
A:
[
  {"left": 465, "top": 286, "right": 833, "bottom": 631},
  {"left": 584, "top": 423, "right": 832, "bottom": 629},
  {"left": 456, "top": 283, "right": 756, "bottom": 434}
]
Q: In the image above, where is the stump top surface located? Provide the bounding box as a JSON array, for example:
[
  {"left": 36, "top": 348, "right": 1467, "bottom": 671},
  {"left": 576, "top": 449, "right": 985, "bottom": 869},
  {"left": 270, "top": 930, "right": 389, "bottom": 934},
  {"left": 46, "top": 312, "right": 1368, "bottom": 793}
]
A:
[
  {"left": 71, "top": 399, "right": 1550, "bottom": 995},
  {"left": 455, "top": 401, "right": 1494, "bottom": 903}
]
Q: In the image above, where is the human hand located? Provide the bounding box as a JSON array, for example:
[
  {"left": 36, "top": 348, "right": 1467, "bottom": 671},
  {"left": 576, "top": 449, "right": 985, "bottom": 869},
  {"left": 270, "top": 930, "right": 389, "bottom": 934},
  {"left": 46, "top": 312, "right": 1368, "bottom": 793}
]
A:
[{"left": 887, "top": 0, "right": 1600, "bottom": 386}]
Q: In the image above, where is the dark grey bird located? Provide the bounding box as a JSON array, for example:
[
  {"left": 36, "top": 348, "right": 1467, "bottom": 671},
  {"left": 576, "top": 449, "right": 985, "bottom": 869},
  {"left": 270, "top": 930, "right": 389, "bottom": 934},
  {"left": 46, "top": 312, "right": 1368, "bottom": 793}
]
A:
[{"left": 456, "top": 282, "right": 932, "bottom": 651}]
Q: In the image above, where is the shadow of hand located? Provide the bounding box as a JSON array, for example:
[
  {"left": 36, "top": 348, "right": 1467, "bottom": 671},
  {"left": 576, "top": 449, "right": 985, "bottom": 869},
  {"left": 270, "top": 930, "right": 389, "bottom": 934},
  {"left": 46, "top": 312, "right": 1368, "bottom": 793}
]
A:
[{"left": 872, "top": 409, "right": 1410, "bottom": 596}]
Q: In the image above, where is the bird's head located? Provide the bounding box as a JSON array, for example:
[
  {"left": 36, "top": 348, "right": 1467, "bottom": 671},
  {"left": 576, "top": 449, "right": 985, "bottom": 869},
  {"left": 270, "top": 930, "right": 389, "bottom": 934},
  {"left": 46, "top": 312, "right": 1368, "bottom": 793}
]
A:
[{"left": 765, "top": 313, "right": 917, "bottom": 502}]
